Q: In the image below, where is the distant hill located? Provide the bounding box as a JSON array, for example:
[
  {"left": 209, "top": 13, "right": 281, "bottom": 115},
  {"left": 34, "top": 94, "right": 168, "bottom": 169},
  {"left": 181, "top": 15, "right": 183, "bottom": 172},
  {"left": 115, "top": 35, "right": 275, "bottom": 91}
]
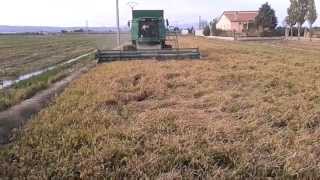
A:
[
  {"left": 174, "top": 22, "right": 207, "bottom": 30},
  {"left": 0, "top": 23, "right": 204, "bottom": 34},
  {"left": 0, "top": 25, "right": 129, "bottom": 34}
]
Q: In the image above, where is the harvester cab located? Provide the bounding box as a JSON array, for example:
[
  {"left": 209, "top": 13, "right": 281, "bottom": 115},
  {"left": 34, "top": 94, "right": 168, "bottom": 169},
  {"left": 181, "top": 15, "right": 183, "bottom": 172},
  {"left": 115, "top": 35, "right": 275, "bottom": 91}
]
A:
[{"left": 96, "top": 10, "right": 201, "bottom": 62}]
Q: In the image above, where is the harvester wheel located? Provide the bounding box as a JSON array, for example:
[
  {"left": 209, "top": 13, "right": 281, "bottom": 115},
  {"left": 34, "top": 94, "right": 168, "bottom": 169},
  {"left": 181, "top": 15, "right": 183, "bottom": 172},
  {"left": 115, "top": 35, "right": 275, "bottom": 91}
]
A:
[
  {"left": 164, "top": 44, "right": 172, "bottom": 49},
  {"left": 161, "top": 41, "right": 166, "bottom": 49}
]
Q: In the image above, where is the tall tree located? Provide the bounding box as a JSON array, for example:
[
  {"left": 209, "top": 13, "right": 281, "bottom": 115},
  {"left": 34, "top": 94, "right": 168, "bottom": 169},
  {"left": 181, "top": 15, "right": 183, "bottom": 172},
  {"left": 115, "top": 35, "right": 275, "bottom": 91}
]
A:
[
  {"left": 255, "top": 2, "right": 278, "bottom": 32},
  {"left": 296, "top": 0, "right": 309, "bottom": 39},
  {"left": 287, "top": 0, "right": 298, "bottom": 37},
  {"left": 209, "top": 18, "right": 218, "bottom": 36},
  {"left": 306, "top": 0, "right": 317, "bottom": 40}
]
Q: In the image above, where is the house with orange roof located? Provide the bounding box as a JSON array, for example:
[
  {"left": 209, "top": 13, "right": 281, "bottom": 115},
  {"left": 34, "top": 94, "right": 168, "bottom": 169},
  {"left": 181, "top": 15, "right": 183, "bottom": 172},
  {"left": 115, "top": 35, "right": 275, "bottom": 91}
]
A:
[{"left": 216, "top": 11, "right": 258, "bottom": 33}]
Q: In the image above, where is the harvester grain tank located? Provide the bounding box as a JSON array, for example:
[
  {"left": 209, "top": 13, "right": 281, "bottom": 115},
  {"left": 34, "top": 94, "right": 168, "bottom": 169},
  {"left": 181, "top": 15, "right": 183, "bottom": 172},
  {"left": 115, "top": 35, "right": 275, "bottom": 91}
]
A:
[{"left": 96, "top": 10, "right": 201, "bottom": 62}]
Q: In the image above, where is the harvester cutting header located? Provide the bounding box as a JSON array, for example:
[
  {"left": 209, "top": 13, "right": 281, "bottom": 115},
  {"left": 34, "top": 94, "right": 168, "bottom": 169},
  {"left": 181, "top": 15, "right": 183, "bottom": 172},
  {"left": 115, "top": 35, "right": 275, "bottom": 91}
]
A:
[{"left": 96, "top": 10, "right": 201, "bottom": 62}]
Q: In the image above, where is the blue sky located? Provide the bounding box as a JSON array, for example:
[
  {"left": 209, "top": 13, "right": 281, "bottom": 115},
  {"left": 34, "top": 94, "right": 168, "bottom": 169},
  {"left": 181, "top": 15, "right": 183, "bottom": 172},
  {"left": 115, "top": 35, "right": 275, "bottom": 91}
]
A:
[{"left": 1, "top": 0, "right": 319, "bottom": 27}]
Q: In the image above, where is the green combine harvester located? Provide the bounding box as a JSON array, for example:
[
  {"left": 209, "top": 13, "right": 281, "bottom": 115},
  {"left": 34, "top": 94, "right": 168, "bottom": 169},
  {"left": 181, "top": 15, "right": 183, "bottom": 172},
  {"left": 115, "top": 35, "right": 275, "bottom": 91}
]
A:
[{"left": 96, "top": 10, "right": 201, "bottom": 62}]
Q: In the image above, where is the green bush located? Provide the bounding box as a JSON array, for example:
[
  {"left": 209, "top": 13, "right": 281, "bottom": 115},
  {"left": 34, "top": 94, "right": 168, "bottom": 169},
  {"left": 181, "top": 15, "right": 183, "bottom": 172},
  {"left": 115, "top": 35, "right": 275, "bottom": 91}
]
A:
[{"left": 259, "top": 27, "right": 286, "bottom": 37}]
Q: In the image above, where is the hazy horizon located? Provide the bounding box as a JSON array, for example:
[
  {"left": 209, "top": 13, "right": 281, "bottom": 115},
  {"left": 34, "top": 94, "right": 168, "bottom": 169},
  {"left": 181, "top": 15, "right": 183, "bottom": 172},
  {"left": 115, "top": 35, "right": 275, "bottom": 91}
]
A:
[{"left": 1, "top": 0, "right": 320, "bottom": 27}]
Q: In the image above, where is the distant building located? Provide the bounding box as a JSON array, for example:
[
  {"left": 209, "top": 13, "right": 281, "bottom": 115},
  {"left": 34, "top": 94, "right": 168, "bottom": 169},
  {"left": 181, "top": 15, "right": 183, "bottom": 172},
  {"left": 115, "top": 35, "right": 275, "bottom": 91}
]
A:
[
  {"left": 181, "top": 29, "right": 189, "bottom": 35},
  {"left": 195, "top": 29, "right": 204, "bottom": 36},
  {"left": 216, "top": 11, "right": 258, "bottom": 33}
]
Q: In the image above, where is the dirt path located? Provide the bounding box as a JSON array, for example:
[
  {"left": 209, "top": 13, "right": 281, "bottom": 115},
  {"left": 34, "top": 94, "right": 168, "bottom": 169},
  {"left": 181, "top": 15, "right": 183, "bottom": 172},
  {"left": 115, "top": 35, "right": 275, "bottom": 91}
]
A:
[{"left": 0, "top": 63, "right": 96, "bottom": 144}]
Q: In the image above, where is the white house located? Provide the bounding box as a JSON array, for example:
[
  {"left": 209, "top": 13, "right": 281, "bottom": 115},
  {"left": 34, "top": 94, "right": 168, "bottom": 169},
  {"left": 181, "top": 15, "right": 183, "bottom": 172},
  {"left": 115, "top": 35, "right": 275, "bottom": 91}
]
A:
[{"left": 216, "top": 11, "right": 258, "bottom": 32}]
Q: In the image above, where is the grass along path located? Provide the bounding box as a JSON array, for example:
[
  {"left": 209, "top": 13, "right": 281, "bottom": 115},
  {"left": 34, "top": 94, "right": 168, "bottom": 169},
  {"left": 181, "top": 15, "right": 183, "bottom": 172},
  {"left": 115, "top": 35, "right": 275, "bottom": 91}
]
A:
[{"left": 1, "top": 37, "right": 320, "bottom": 179}]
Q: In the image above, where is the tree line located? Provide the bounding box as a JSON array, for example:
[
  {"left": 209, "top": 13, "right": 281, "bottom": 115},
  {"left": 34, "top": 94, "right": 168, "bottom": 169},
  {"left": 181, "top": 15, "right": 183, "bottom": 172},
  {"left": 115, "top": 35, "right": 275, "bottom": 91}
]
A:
[
  {"left": 286, "top": 0, "right": 317, "bottom": 39},
  {"left": 254, "top": 0, "right": 317, "bottom": 39}
]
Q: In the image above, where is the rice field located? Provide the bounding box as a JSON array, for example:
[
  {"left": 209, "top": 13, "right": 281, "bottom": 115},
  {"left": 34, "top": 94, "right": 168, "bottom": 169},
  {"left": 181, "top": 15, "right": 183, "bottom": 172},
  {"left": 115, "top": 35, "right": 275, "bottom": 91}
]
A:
[
  {"left": 0, "top": 33, "right": 130, "bottom": 111},
  {"left": 1, "top": 36, "right": 320, "bottom": 179},
  {"left": 0, "top": 33, "right": 129, "bottom": 79}
]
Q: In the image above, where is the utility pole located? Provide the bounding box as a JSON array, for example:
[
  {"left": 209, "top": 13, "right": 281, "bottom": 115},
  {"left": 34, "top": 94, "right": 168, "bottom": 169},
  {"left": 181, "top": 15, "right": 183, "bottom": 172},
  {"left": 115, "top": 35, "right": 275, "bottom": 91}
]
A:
[
  {"left": 127, "top": 1, "right": 138, "bottom": 11},
  {"left": 199, "top": 16, "right": 201, "bottom": 29},
  {"left": 116, "top": 0, "right": 120, "bottom": 47},
  {"left": 86, "top": 20, "right": 89, "bottom": 34},
  {"left": 127, "top": 1, "right": 138, "bottom": 28}
]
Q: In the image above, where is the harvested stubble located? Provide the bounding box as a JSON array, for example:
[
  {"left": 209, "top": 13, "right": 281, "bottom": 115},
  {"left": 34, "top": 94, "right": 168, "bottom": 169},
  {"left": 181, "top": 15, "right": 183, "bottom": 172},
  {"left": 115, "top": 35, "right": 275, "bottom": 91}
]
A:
[{"left": 1, "top": 36, "right": 320, "bottom": 179}]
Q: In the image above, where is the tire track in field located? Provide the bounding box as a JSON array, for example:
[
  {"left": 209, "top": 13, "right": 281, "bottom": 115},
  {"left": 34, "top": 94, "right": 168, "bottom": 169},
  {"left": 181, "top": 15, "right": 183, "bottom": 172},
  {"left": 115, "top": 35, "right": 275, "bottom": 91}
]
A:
[{"left": 0, "top": 59, "right": 96, "bottom": 145}]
